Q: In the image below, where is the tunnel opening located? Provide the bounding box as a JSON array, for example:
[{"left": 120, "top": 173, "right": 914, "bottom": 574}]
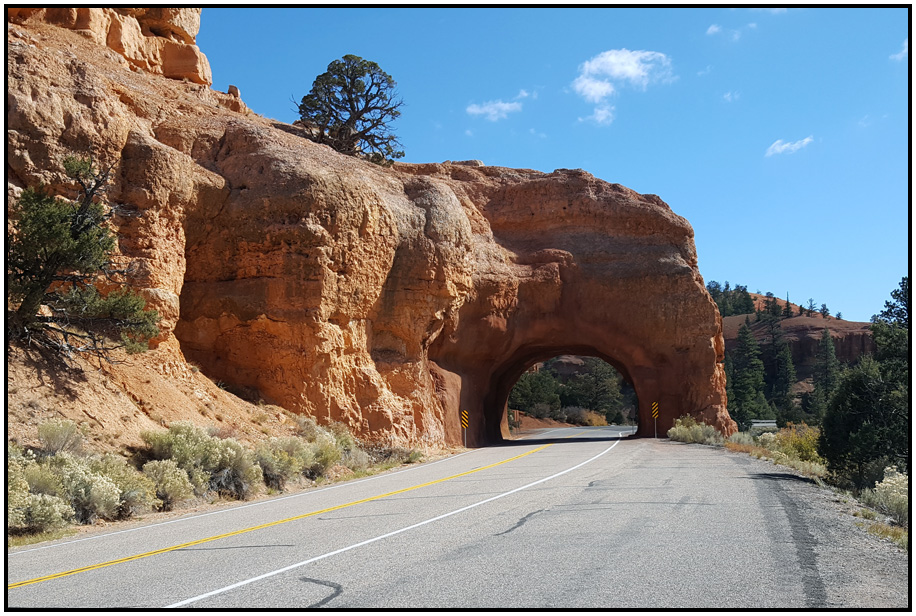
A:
[
  {"left": 480, "top": 345, "right": 644, "bottom": 444},
  {"left": 506, "top": 355, "right": 639, "bottom": 435}
]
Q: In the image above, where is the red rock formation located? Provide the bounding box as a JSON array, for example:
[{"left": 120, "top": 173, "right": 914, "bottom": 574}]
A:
[
  {"left": 7, "top": 8, "right": 211, "bottom": 84},
  {"left": 6, "top": 13, "right": 735, "bottom": 446},
  {"left": 722, "top": 314, "right": 875, "bottom": 383}
]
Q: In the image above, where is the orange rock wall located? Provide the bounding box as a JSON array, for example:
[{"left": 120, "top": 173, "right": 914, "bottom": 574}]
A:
[{"left": 6, "top": 14, "right": 735, "bottom": 446}]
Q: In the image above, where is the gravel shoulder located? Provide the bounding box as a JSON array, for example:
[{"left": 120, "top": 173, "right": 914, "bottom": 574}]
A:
[{"left": 717, "top": 446, "right": 909, "bottom": 609}]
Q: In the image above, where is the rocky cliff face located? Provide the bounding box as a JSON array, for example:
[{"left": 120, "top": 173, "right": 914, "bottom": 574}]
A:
[
  {"left": 6, "top": 11, "right": 734, "bottom": 445},
  {"left": 722, "top": 315, "right": 875, "bottom": 387},
  {"left": 8, "top": 8, "right": 211, "bottom": 84}
]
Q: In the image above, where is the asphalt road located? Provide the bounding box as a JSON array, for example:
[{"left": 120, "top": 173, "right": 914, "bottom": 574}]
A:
[{"left": 6, "top": 426, "right": 908, "bottom": 609}]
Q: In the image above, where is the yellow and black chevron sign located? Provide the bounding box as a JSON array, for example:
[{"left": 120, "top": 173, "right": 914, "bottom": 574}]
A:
[
  {"left": 651, "top": 402, "right": 659, "bottom": 419},
  {"left": 461, "top": 410, "right": 469, "bottom": 429}
]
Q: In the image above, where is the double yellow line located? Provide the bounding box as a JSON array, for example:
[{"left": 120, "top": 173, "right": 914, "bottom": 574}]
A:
[{"left": 9, "top": 443, "right": 553, "bottom": 589}]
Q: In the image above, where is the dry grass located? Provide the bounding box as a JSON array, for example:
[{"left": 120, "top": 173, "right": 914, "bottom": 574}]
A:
[
  {"left": 858, "top": 521, "right": 909, "bottom": 551},
  {"left": 7, "top": 526, "right": 78, "bottom": 548}
]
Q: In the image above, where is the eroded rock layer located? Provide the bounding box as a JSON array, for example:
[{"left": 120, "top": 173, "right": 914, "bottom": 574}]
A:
[{"left": 6, "top": 14, "right": 735, "bottom": 445}]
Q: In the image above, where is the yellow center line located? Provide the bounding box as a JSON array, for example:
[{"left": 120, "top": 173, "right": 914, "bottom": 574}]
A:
[{"left": 9, "top": 443, "right": 552, "bottom": 590}]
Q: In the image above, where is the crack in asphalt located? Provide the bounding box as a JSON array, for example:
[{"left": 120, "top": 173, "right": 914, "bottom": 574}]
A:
[
  {"left": 301, "top": 577, "right": 343, "bottom": 608},
  {"left": 496, "top": 509, "right": 544, "bottom": 536}
]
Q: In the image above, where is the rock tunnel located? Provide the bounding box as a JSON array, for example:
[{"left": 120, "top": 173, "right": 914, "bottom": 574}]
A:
[
  {"left": 148, "top": 122, "right": 734, "bottom": 447},
  {"left": 425, "top": 169, "right": 736, "bottom": 445}
]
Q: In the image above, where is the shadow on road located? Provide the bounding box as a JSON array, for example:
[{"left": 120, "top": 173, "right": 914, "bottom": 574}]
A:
[
  {"left": 498, "top": 431, "right": 635, "bottom": 448},
  {"left": 744, "top": 472, "right": 819, "bottom": 485}
]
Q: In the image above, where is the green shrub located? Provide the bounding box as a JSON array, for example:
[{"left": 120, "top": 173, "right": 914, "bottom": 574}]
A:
[
  {"left": 307, "top": 430, "right": 342, "bottom": 478},
  {"left": 208, "top": 438, "right": 263, "bottom": 500},
  {"left": 89, "top": 454, "right": 158, "bottom": 518},
  {"left": 142, "top": 460, "right": 194, "bottom": 510},
  {"left": 757, "top": 431, "right": 778, "bottom": 450},
  {"left": 142, "top": 422, "right": 221, "bottom": 473},
  {"left": 860, "top": 466, "right": 908, "bottom": 527},
  {"left": 37, "top": 419, "right": 82, "bottom": 454},
  {"left": 19, "top": 494, "right": 74, "bottom": 533},
  {"left": 23, "top": 461, "right": 63, "bottom": 496},
  {"left": 728, "top": 432, "right": 756, "bottom": 446},
  {"left": 362, "top": 443, "right": 423, "bottom": 467},
  {"left": 775, "top": 423, "right": 822, "bottom": 463},
  {"left": 141, "top": 422, "right": 261, "bottom": 500},
  {"left": 8, "top": 448, "right": 31, "bottom": 529},
  {"left": 342, "top": 447, "right": 370, "bottom": 471},
  {"left": 255, "top": 437, "right": 314, "bottom": 491},
  {"left": 562, "top": 407, "right": 608, "bottom": 426},
  {"left": 327, "top": 422, "right": 356, "bottom": 451},
  {"left": 528, "top": 403, "right": 552, "bottom": 420},
  {"left": 50, "top": 453, "right": 121, "bottom": 523},
  {"left": 293, "top": 415, "right": 320, "bottom": 441},
  {"left": 667, "top": 417, "right": 723, "bottom": 445}
]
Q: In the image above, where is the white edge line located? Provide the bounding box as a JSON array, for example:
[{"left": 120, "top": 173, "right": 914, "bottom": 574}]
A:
[
  {"left": 8, "top": 449, "right": 474, "bottom": 556},
  {"left": 166, "top": 434, "right": 623, "bottom": 608}
]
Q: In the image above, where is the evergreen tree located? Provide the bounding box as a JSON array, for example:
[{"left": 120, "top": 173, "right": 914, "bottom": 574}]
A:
[
  {"left": 772, "top": 339, "right": 797, "bottom": 411},
  {"left": 729, "top": 324, "right": 767, "bottom": 429},
  {"left": 7, "top": 156, "right": 159, "bottom": 362},
  {"left": 561, "top": 357, "right": 623, "bottom": 417},
  {"left": 820, "top": 276, "right": 910, "bottom": 488},
  {"left": 734, "top": 285, "right": 756, "bottom": 314},
  {"left": 509, "top": 369, "right": 561, "bottom": 414},
  {"left": 807, "top": 298, "right": 817, "bottom": 317},
  {"left": 783, "top": 294, "right": 793, "bottom": 319},
  {"left": 815, "top": 328, "right": 840, "bottom": 394},
  {"left": 820, "top": 303, "right": 830, "bottom": 318},
  {"left": 820, "top": 357, "right": 908, "bottom": 488},
  {"left": 298, "top": 55, "right": 405, "bottom": 164}
]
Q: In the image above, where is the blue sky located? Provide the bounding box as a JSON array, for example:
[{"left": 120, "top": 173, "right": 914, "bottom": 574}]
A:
[{"left": 197, "top": 7, "right": 910, "bottom": 323}]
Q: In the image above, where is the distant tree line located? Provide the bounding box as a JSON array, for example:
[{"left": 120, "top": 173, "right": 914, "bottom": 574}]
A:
[
  {"left": 508, "top": 357, "right": 637, "bottom": 426},
  {"left": 725, "top": 277, "right": 909, "bottom": 490},
  {"left": 705, "top": 280, "right": 838, "bottom": 320}
]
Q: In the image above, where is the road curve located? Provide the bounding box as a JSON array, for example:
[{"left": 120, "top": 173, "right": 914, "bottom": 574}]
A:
[{"left": 7, "top": 427, "right": 907, "bottom": 608}]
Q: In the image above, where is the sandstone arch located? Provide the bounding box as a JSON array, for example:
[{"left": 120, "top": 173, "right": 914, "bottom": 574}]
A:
[{"left": 5, "top": 17, "right": 734, "bottom": 447}]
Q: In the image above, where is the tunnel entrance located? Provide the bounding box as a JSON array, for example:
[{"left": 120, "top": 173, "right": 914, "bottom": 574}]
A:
[{"left": 506, "top": 355, "right": 638, "bottom": 434}]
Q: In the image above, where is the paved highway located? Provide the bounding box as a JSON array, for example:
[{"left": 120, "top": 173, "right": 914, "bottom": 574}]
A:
[{"left": 6, "top": 426, "right": 907, "bottom": 608}]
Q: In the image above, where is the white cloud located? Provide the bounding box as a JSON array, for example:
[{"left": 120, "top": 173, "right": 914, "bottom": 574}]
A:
[
  {"left": 765, "top": 135, "right": 813, "bottom": 157},
  {"left": 464, "top": 129, "right": 473, "bottom": 137},
  {"left": 706, "top": 24, "right": 721, "bottom": 35},
  {"left": 579, "top": 48, "right": 674, "bottom": 90},
  {"left": 890, "top": 38, "right": 908, "bottom": 61},
  {"left": 572, "top": 48, "right": 673, "bottom": 125},
  {"left": 723, "top": 91, "right": 740, "bottom": 102},
  {"left": 572, "top": 74, "right": 615, "bottom": 103},
  {"left": 529, "top": 128, "right": 547, "bottom": 138},
  {"left": 466, "top": 100, "right": 523, "bottom": 121},
  {"left": 591, "top": 105, "right": 615, "bottom": 125},
  {"left": 751, "top": 8, "right": 787, "bottom": 14},
  {"left": 516, "top": 89, "right": 530, "bottom": 99},
  {"left": 579, "top": 104, "right": 615, "bottom": 126},
  {"left": 697, "top": 65, "right": 712, "bottom": 77}
]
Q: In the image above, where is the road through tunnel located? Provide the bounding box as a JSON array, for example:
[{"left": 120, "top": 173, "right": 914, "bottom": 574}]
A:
[{"left": 493, "top": 351, "right": 640, "bottom": 438}]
